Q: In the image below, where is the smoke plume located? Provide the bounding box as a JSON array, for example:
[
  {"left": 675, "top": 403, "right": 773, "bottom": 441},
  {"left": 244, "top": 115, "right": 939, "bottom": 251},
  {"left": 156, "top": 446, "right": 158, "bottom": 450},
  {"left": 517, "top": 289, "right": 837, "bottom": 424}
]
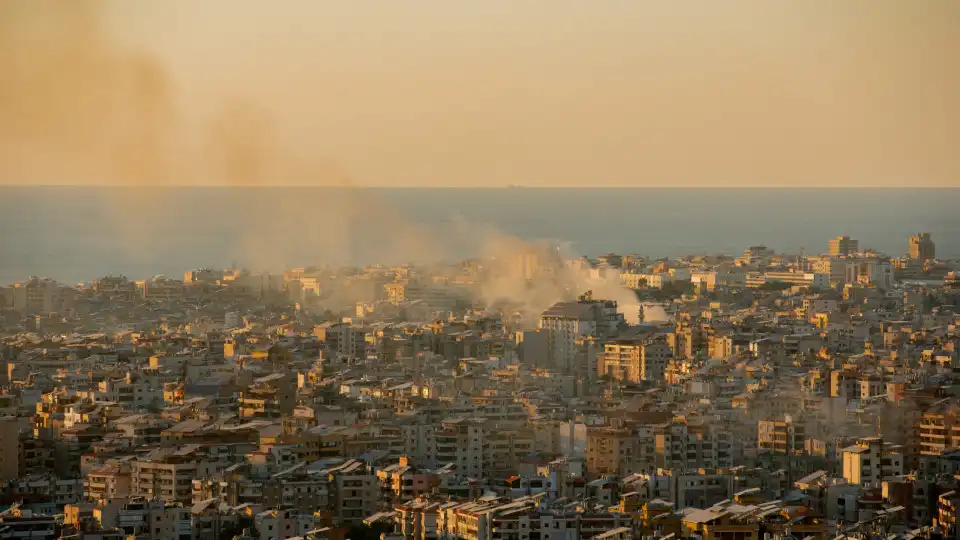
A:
[{"left": 0, "top": 0, "right": 646, "bottom": 325}]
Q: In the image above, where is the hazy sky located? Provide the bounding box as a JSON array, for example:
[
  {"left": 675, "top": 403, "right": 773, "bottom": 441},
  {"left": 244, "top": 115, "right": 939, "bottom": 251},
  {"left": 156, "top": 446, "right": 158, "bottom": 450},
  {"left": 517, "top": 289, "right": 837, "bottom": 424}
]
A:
[{"left": 2, "top": 0, "right": 958, "bottom": 187}]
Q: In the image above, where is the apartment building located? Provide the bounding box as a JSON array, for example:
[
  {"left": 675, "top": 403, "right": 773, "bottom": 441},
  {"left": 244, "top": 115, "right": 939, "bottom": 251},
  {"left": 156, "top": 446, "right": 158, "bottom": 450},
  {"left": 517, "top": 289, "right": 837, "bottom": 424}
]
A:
[
  {"left": 754, "top": 272, "right": 831, "bottom": 290},
  {"left": 383, "top": 420, "right": 437, "bottom": 469},
  {"left": 436, "top": 418, "right": 486, "bottom": 477},
  {"left": 841, "top": 437, "right": 904, "bottom": 486},
  {"left": 434, "top": 495, "right": 634, "bottom": 540},
  {"left": 918, "top": 408, "right": 960, "bottom": 460},
  {"left": 0, "top": 512, "right": 58, "bottom": 540},
  {"left": 84, "top": 464, "right": 132, "bottom": 501},
  {"left": 135, "top": 276, "right": 184, "bottom": 301},
  {"left": 484, "top": 428, "right": 535, "bottom": 475},
  {"left": 586, "top": 425, "right": 629, "bottom": 477},
  {"left": 93, "top": 499, "right": 192, "bottom": 540},
  {"left": 654, "top": 421, "right": 737, "bottom": 471},
  {"left": 4, "top": 277, "right": 74, "bottom": 314},
  {"left": 131, "top": 447, "right": 219, "bottom": 504},
  {"left": 909, "top": 233, "right": 935, "bottom": 262},
  {"left": 599, "top": 333, "right": 671, "bottom": 383},
  {"left": 377, "top": 456, "right": 437, "bottom": 504},
  {"left": 254, "top": 508, "right": 321, "bottom": 540},
  {"left": 810, "top": 258, "right": 857, "bottom": 286},
  {"left": 238, "top": 373, "right": 295, "bottom": 420},
  {"left": 939, "top": 490, "right": 960, "bottom": 540},
  {"left": 325, "top": 460, "right": 378, "bottom": 526},
  {"left": 540, "top": 298, "right": 624, "bottom": 373},
  {"left": 394, "top": 499, "right": 442, "bottom": 540},
  {"left": 757, "top": 416, "right": 805, "bottom": 456},
  {"left": 829, "top": 236, "right": 859, "bottom": 257},
  {"left": 314, "top": 322, "right": 368, "bottom": 361},
  {"left": 691, "top": 271, "right": 745, "bottom": 292},
  {"left": 621, "top": 272, "right": 673, "bottom": 290},
  {"left": 92, "top": 276, "right": 138, "bottom": 302},
  {"left": 95, "top": 373, "right": 162, "bottom": 409}
]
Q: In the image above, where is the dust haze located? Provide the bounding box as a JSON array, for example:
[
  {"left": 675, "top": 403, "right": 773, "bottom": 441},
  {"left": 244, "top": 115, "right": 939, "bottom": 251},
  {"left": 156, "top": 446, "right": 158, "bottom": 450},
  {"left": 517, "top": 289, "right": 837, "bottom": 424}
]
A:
[{"left": 0, "top": 0, "right": 646, "bottom": 324}]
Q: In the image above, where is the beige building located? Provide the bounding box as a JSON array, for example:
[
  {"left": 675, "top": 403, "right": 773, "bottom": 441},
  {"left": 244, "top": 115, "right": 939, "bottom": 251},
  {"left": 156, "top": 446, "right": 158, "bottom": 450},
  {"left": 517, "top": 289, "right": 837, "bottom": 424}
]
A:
[
  {"left": 829, "top": 235, "right": 859, "bottom": 256},
  {"left": 586, "top": 425, "right": 637, "bottom": 477},
  {"left": 599, "top": 334, "right": 671, "bottom": 383},
  {"left": 4, "top": 277, "right": 74, "bottom": 314},
  {"left": 135, "top": 276, "right": 184, "bottom": 301},
  {"left": 841, "top": 437, "right": 904, "bottom": 486},
  {"left": 84, "top": 464, "right": 132, "bottom": 501},
  {"left": 92, "top": 499, "right": 193, "bottom": 540},
  {"left": 918, "top": 408, "right": 960, "bottom": 458},
  {"left": 758, "top": 416, "right": 805, "bottom": 455},
  {"left": 909, "top": 232, "right": 935, "bottom": 262},
  {"left": 131, "top": 448, "right": 218, "bottom": 504}
]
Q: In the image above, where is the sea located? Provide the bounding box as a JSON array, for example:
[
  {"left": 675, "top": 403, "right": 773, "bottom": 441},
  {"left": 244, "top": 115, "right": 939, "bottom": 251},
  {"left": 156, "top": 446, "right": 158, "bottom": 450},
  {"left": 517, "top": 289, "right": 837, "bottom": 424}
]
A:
[{"left": 0, "top": 187, "right": 956, "bottom": 285}]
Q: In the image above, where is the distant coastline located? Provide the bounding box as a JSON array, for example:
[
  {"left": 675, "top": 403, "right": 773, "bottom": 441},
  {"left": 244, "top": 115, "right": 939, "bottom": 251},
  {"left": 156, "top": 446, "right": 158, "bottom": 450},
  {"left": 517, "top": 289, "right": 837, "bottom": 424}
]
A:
[
  {"left": 5, "top": 185, "right": 960, "bottom": 190},
  {"left": 0, "top": 187, "right": 956, "bottom": 285}
]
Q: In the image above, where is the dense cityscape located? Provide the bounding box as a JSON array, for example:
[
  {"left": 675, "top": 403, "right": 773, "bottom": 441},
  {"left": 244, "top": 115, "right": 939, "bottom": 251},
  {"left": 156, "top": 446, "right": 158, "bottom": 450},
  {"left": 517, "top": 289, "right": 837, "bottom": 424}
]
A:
[
  {"left": 4, "top": 0, "right": 958, "bottom": 539},
  {"left": 0, "top": 232, "right": 958, "bottom": 540}
]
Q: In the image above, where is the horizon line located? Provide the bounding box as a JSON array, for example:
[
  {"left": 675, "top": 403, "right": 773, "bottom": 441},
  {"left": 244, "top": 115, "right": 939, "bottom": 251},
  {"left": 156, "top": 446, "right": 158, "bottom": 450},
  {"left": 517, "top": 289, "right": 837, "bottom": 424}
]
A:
[{"left": 4, "top": 184, "right": 959, "bottom": 189}]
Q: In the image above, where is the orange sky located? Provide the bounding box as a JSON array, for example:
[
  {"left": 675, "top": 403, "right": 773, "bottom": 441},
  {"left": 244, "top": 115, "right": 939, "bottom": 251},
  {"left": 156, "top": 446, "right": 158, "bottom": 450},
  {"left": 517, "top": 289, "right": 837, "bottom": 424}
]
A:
[{"left": 1, "top": 0, "right": 958, "bottom": 187}]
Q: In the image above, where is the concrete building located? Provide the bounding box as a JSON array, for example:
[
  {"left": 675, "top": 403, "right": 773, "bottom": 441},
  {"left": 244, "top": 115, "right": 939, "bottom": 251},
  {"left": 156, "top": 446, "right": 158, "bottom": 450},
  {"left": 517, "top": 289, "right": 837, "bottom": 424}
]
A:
[
  {"left": 314, "top": 322, "right": 367, "bottom": 361},
  {"left": 909, "top": 232, "right": 936, "bottom": 262},
  {"left": 435, "top": 418, "right": 486, "bottom": 477},
  {"left": 254, "top": 508, "right": 320, "bottom": 540},
  {"left": 84, "top": 464, "right": 132, "bottom": 501},
  {"left": 758, "top": 416, "right": 805, "bottom": 456},
  {"left": 540, "top": 296, "right": 624, "bottom": 373},
  {"left": 841, "top": 437, "right": 904, "bottom": 486},
  {"left": 239, "top": 373, "right": 296, "bottom": 420},
  {"left": 135, "top": 275, "right": 184, "bottom": 301},
  {"left": 131, "top": 447, "right": 219, "bottom": 504},
  {"left": 829, "top": 235, "right": 859, "bottom": 257},
  {"left": 5, "top": 277, "right": 74, "bottom": 314},
  {"left": 918, "top": 408, "right": 960, "bottom": 462},
  {"left": 598, "top": 333, "right": 671, "bottom": 383},
  {"left": 759, "top": 272, "right": 830, "bottom": 290},
  {"left": 856, "top": 258, "right": 896, "bottom": 289},
  {"left": 325, "top": 460, "right": 378, "bottom": 526},
  {"left": 691, "top": 271, "right": 746, "bottom": 292},
  {"left": 938, "top": 490, "right": 960, "bottom": 540}
]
